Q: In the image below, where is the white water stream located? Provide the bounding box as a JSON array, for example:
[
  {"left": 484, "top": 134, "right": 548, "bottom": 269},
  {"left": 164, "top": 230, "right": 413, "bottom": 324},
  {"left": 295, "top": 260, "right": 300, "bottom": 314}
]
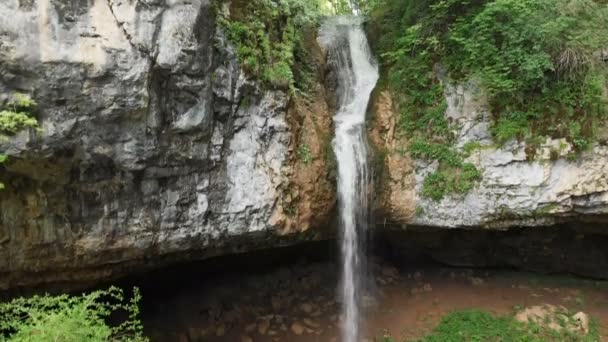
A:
[{"left": 319, "top": 17, "right": 379, "bottom": 342}]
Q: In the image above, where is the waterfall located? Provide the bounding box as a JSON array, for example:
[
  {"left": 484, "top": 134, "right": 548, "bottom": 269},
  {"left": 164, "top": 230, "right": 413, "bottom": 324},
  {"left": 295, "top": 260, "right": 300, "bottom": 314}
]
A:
[{"left": 319, "top": 17, "right": 379, "bottom": 342}]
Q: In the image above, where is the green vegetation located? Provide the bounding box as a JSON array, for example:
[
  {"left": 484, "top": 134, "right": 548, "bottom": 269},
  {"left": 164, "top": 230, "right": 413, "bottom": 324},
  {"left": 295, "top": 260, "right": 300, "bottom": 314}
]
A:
[
  {"left": 377, "top": 309, "right": 599, "bottom": 342},
  {"left": 296, "top": 144, "right": 313, "bottom": 165},
  {"left": 0, "top": 93, "right": 39, "bottom": 190},
  {"left": 0, "top": 93, "right": 38, "bottom": 135},
  {"left": 368, "top": 0, "right": 608, "bottom": 200},
  {"left": 216, "top": 0, "right": 328, "bottom": 89},
  {"left": 409, "top": 138, "right": 482, "bottom": 201},
  {"left": 0, "top": 287, "right": 147, "bottom": 342}
]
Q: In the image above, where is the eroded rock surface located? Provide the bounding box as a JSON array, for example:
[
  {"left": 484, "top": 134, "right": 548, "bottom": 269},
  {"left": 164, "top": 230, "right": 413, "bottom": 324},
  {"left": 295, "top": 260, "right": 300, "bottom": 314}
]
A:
[
  {"left": 370, "top": 84, "right": 608, "bottom": 229},
  {"left": 0, "top": 0, "right": 334, "bottom": 289}
]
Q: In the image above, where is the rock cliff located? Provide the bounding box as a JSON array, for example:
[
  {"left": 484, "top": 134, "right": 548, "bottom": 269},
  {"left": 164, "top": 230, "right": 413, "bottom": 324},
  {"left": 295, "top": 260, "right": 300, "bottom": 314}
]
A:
[
  {"left": 1, "top": 0, "right": 607, "bottom": 290},
  {"left": 0, "top": 0, "right": 335, "bottom": 290},
  {"left": 369, "top": 83, "right": 608, "bottom": 229}
]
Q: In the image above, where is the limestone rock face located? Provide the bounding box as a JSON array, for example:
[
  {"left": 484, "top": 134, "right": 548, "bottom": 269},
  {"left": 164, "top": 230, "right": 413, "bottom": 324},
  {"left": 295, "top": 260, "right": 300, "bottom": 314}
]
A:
[
  {"left": 371, "top": 83, "right": 608, "bottom": 229},
  {"left": 414, "top": 82, "right": 608, "bottom": 228},
  {"left": 0, "top": 0, "right": 334, "bottom": 289}
]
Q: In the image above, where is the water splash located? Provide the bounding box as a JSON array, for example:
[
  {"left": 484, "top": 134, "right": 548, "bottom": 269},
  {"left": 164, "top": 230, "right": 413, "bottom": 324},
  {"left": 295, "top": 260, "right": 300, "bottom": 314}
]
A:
[{"left": 319, "top": 17, "right": 379, "bottom": 342}]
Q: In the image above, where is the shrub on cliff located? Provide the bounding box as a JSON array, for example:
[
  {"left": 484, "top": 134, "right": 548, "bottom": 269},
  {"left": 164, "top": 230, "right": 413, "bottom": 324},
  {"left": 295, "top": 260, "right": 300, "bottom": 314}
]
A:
[
  {"left": 0, "top": 287, "right": 147, "bottom": 342},
  {"left": 372, "top": 0, "right": 608, "bottom": 148},
  {"left": 216, "top": 0, "right": 328, "bottom": 89},
  {"left": 368, "top": 0, "right": 608, "bottom": 200},
  {"left": 0, "top": 93, "right": 39, "bottom": 190}
]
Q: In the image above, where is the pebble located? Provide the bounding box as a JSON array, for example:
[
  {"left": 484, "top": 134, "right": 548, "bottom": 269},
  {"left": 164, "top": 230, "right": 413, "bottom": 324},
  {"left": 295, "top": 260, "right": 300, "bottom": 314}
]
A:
[
  {"left": 258, "top": 320, "right": 270, "bottom": 335},
  {"left": 216, "top": 324, "right": 226, "bottom": 337},
  {"left": 470, "top": 277, "right": 484, "bottom": 286},
  {"left": 301, "top": 302, "right": 314, "bottom": 314},
  {"left": 291, "top": 322, "right": 305, "bottom": 335},
  {"left": 382, "top": 266, "right": 399, "bottom": 278},
  {"left": 188, "top": 327, "right": 207, "bottom": 340},
  {"left": 271, "top": 296, "right": 282, "bottom": 310},
  {"left": 303, "top": 318, "right": 320, "bottom": 328}
]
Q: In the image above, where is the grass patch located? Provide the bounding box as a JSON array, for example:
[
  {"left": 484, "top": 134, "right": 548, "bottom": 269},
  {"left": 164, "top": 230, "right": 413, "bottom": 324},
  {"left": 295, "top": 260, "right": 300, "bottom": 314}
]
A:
[
  {"left": 414, "top": 309, "right": 599, "bottom": 342},
  {"left": 378, "top": 309, "right": 600, "bottom": 342}
]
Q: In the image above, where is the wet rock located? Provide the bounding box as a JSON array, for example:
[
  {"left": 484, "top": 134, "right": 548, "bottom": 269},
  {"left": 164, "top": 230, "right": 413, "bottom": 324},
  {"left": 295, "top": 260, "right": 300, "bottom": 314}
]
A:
[
  {"left": 381, "top": 266, "right": 399, "bottom": 278},
  {"left": 245, "top": 323, "right": 257, "bottom": 333},
  {"left": 216, "top": 324, "right": 226, "bottom": 337},
  {"left": 301, "top": 302, "right": 314, "bottom": 314},
  {"left": 271, "top": 296, "right": 282, "bottom": 310},
  {"left": 573, "top": 312, "right": 590, "bottom": 334},
  {"left": 188, "top": 327, "right": 207, "bottom": 341},
  {"left": 469, "top": 277, "right": 484, "bottom": 286},
  {"left": 303, "top": 318, "right": 320, "bottom": 328},
  {"left": 258, "top": 320, "right": 270, "bottom": 335},
  {"left": 411, "top": 283, "right": 433, "bottom": 295},
  {"left": 291, "top": 322, "right": 305, "bottom": 335}
]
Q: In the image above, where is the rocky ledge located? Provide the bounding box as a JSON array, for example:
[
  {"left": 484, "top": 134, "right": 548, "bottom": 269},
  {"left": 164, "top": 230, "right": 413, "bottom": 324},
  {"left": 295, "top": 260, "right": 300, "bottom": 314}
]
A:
[
  {"left": 369, "top": 84, "right": 608, "bottom": 229},
  {"left": 0, "top": 0, "right": 335, "bottom": 290}
]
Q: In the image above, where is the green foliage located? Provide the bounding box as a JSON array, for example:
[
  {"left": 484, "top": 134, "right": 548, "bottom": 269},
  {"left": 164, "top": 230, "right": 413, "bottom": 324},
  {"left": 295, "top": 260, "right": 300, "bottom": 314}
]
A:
[
  {"left": 296, "top": 144, "right": 313, "bottom": 165},
  {"left": 410, "top": 309, "right": 600, "bottom": 342},
  {"left": 462, "top": 141, "right": 482, "bottom": 156},
  {"left": 216, "top": 0, "right": 325, "bottom": 89},
  {"left": 409, "top": 138, "right": 482, "bottom": 201},
  {"left": 370, "top": 0, "right": 608, "bottom": 154},
  {"left": 0, "top": 93, "right": 39, "bottom": 191},
  {"left": 0, "top": 287, "right": 147, "bottom": 342},
  {"left": 0, "top": 93, "right": 38, "bottom": 136},
  {"left": 422, "top": 163, "right": 481, "bottom": 201}
]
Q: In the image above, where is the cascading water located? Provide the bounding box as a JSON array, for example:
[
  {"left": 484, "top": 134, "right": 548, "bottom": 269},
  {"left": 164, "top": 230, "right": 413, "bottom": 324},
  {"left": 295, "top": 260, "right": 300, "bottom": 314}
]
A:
[{"left": 319, "top": 17, "right": 379, "bottom": 342}]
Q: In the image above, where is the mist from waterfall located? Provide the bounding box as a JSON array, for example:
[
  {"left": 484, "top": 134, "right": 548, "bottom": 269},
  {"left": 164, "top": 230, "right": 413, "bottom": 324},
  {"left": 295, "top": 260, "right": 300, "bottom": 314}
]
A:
[{"left": 318, "top": 16, "right": 379, "bottom": 342}]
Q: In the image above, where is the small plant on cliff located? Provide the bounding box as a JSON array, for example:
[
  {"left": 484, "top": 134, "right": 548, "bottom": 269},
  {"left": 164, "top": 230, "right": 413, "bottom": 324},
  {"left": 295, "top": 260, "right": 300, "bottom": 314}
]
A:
[
  {"left": 0, "top": 287, "right": 147, "bottom": 342},
  {"left": 296, "top": 144, "right": 313, "bottom": 165},
  {"left": 0, "top": 93, "right": 39, "bottom": 190},
  {"left": 408, "top": 138, "right": 482, "bottom": 201},
  {"left": 0, "top": 93, "right": 38, "bottom": 135}
]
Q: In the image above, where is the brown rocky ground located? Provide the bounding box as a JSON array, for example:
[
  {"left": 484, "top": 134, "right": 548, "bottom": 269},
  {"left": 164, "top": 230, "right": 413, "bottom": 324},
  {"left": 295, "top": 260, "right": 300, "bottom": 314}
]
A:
[{"left": 140, "top": 256, "right": 608, "bottom": 342}]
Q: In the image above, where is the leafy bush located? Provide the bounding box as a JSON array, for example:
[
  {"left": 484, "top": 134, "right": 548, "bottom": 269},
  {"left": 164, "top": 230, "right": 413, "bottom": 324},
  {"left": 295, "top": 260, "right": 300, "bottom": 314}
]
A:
[
  {"left": 371, "top": 0, "right": 608, "bottom": 153},
  {"left": 216, "top": 0, "right": 326, "bottom": 89},
  {"left": 0, "top": 93, "right": 38, "bottom": 136},
  {"left": 0, "top": 93, "right": 39, "bottom": 190},
  {"left": 409, "top": 138, "right": 482, "bottom": 201},
  {"left": 0, "top": 287, "right": 147, "bottom": 342}
]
